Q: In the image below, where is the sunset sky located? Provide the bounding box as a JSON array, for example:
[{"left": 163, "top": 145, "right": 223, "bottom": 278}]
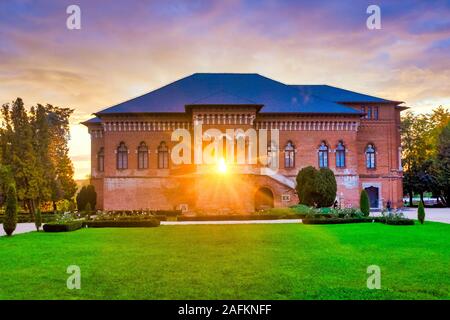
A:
[{"left": 1, "top": 0, "right": 450, "bottom": 179}]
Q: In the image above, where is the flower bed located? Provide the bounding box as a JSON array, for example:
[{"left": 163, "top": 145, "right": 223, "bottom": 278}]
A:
[
  {"left": 177, "top": 214, "right": 303, "bottom": 221},
  {"left": 302, "top": 217, "right": 383, "bottom": 225}
]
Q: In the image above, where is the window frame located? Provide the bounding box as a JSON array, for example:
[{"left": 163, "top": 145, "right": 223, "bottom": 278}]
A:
[
  {"left": 318, "top": 141, "right": 329, "bottom": 168},
  {"left": 284, "top": 141, "right": 295, "bottom": 169},
  {"left": 335, "top": 141, "right": 346, "bottom": 168},
  {"left": 97, "top": 147, "right": 104, "bottom": 172},
  {"left": 365, "top": 144, "right": 376, "bottom": 169},
  {"left": 116, "top": 142, "right": 128, "bottom": 170},
  {"left": 137, "top": 142, "right": 149, "bottom": 170},
  {"left": 157, "top": 141, "right": 169, "bottom": 169}
]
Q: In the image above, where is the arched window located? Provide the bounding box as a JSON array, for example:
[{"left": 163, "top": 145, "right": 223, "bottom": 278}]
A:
[
  {"left": 366, "top": 144, "right": 376, "bottom": 169},
  {"left": 284, "top": 141, "right": 295, "bottom": 168},
  {"left": 335, "top": 141, "right": 345, "bottom": 168},
  {"left": 318, "top": 141, "right": 328, "bottom": 168},
  {"left": 137, "top": 142, "right": 148, "bottom": 169},
  {"left": 98, "top": 147, "right": 104, "bottom": 172},
  {"left": 157, "top": 141, "right": 169, "bottom": 169},
  {"left": 117, "top": 142, "right": 128, "bottom": 170}
]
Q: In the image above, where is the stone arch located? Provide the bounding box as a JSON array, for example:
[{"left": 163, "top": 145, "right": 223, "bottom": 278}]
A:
[{"left": 255, "top": 186, "right": 274, "bottom": 211}]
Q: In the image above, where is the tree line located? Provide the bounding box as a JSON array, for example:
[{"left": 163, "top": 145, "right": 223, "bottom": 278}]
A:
[
  {"left": 0, "top": 98, "right": 77, "bottom": 215},
  {"left": 401, "top": 106, "right": 450, "bottom": 206}
]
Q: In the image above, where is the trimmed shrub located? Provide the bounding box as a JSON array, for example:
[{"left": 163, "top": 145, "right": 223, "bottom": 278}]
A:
[
  {"left": 418, "top": 201, "right": 425, "bottom": 224},
  {"left": 76, "top": 185, "right": 97, "bottom": 211},
  {"left": 86, "top": 185, "right": 97, "bottom": 210},
  {"left": 315, "top": 168, "right": 337, "bottom": 207},
  {"left": 84, "top": 219, "right": 160, "bottom": 228},
  {"left": 384, "top": 219, "right": 414, "bottom": 226},
  {"left": 302, "top": 217, "right": 381, "bottom": 224},
  {"left": 360, "top": 189, "right": 370, "bottom": 216},
  {"left": 76, "top": 186, "right": 87, "bottom": 211},
  {"left": 156, "top": 210, "right": 181, "bottom": 217},
  {"left": 296, "top": 166, "right": 337, "bottom": 207},
  {"left": 35, "top": 208, "right": 42, "bottom": 231},
  {"left": 296, "top": 166, "right": 319, "bottom": 206},
  {"left": 178, "top": 214, "right": 302, "bottom": 221},
  {"left": 3, "top": 184, "right": 18, "bottom": 236},
  {"left": 43, "top": 221, "right": 83, "bottom": 232}
]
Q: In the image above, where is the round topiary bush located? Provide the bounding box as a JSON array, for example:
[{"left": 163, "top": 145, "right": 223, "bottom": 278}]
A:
[
  {"left": 315, "top": 168, "right": 337, "bottom": 207},
  {"left": 295, "top": 166, "right": 318, "bottom": 206},
  {"left": 360, "top": 189, "right": 370, "bottom": 217},
  {"left": 3, "top": 184, "right": 18, "bottom": 236},
  {"left": 295, "top": 166, "right": 337, "bottom": 208}
]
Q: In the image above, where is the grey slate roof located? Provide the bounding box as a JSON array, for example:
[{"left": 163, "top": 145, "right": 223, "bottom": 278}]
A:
[{"left": 95, "top": 73, "right": 375, "bottom": 116}]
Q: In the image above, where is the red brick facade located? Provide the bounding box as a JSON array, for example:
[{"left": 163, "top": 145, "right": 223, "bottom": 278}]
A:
[{"left": 85, "top": 103, "right": 404, "bottom": 213}]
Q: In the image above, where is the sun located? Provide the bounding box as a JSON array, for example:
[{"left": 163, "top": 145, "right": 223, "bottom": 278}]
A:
[{"left": 216, "top": 157, "right": 228, "bottom": 174}]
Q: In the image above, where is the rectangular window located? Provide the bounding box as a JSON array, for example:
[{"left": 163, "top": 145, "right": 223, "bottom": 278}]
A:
[
  {"left": 284, "top": 151, "right": 295, "bottom": 168},
  {"left": 138, "top": 152, "right": 148, "bottom": 169},
  {"left": 367, "top": 106, "right": 372, "bottom": 119},
  {"left": 98, "top": 155, "right": 104, "bottom": 172},
  {"left": 319, "top": 151, "right": 328, "bottom": 168},
  {"left": 336, "top": 151, "right": 345, "bottom": 168},
  {"left": 374, "top": 106, "right": 379, "bottom": 120},
  {"left": 158, "top": 152, "right": 169, "bottom": 169}
]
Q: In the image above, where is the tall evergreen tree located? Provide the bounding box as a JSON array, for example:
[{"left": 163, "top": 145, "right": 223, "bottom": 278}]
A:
[
  {"left": 45, "top": 105, "right": 77, "bottom": 206},
  {"left": 1, "top": 98, "right": 41, "bottom": 215},
  {"left": 433, "top": 122, "right": 450, "bottom": 206},
  {"left": 3, "top": 184, "right": 18, "bottom": 236}
]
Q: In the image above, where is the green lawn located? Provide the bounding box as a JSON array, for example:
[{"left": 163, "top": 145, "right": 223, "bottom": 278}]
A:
[{"left": 0, "top": 222, "right": 449, "bottom": 299}]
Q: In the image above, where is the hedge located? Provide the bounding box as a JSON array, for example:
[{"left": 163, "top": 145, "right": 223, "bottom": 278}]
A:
[
  {"left": 0, "top": 214, "right": 56, "bottom": 224},
  {"left": 43, "top": 221, "right": 83, "bottom": 232},
  {"left": 83, "top": 220, "right": 160, "bottom": 228},
  {"left": 302, "top": 217, "right": 382, "bottom": 224},
  {"left": 383, "top": 219, "right": 415, "bottom": 226}
]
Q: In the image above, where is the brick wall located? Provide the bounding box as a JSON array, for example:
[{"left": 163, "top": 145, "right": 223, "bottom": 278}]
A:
[{"left": 86, "top": 104, "right": 404, "bottom": 212}]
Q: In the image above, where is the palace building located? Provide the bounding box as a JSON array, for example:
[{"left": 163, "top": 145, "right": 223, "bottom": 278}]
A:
[{"left": 83, "top": 73, "right": 405, "bottom": 213}]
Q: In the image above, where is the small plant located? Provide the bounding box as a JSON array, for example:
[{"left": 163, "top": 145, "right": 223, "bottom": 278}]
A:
[
  {"left": 360, "top": 189, "right": 370, "bottom": 217},
  {"left": 3, "top": 184, "right": 18, "bottom": 236},
  {"left": 35, "top": 208, "right": 42, "bottom": 231},
  {"left": 418, "top": 201, "right": 425, "bottom": 224}
]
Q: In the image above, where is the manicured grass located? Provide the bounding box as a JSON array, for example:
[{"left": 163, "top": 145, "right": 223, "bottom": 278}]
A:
[{"left": 0, "top": 222, "right": 449, "bottom": 299}]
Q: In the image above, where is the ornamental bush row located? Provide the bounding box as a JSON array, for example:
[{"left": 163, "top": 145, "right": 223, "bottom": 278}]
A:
[{"left": 43, "top": 221, "right": 83, "bottom": 232}]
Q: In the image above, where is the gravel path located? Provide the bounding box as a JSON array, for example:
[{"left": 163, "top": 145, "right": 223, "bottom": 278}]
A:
[{"left": 0, "top": 223, "right": 37, "bottom": 237}]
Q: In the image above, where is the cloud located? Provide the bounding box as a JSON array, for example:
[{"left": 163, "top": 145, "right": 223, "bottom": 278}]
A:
[{"left": 1, "top": 0, "right": 450, "bottom": 178}]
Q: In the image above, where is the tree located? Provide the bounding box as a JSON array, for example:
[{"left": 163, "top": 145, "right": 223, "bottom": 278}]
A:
[
  {"left": 1, "top": 99, "right": 77, "bottom": 213},
  {"left": 433, "top": 122, "right": 450, "bottom": 206},
  {"left": 1, "top": 99, "right": 42, "bottom": 216},
  {"left": 35, "top": 208, "right": 42, "bottom": 231},
  {"left": 3, "top": 184, "right": 18, "bottom": 236},
  {"left": 360, "top": 189, "right": 370, "bottom": 216},
  {"left": 86, "top": 185, "right": 97, "bottom": 210},
  {"left": 76, "top": 186, "right": 88, "bottom": 211},
  {"left": 45, "top": 104, "right": 77, "bottom": 205},
  {"left": 315, "top": 168, "right": 337, "bottom": 207},
  {"left": 417, "top": 201, "right": 425, "bottom": 224},
  {"left": 296, "top": 166, "right": 337, "bottom": 207}
]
